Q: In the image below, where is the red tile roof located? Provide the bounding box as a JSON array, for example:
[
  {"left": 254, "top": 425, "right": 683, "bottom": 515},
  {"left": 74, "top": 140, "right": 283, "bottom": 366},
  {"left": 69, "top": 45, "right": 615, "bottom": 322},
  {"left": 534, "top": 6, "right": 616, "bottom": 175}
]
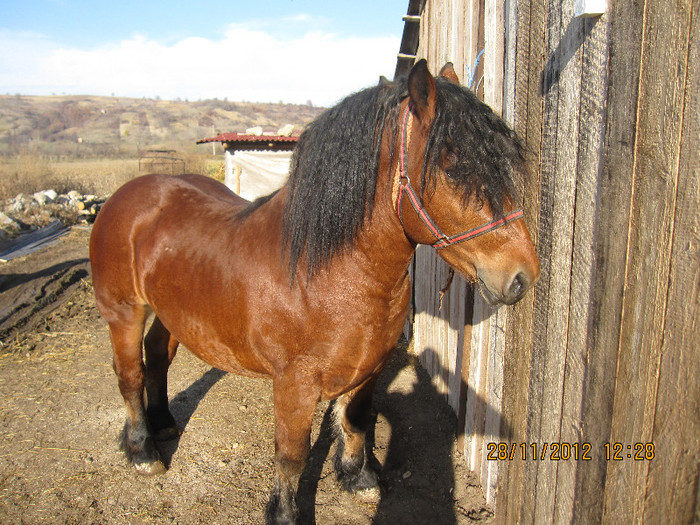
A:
[{"left": 196, "top": 132, "right": 299, "bottom": 144}]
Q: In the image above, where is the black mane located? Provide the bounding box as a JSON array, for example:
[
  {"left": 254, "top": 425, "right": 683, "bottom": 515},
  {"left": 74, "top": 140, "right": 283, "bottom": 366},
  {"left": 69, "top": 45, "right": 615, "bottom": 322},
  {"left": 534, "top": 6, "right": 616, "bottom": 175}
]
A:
[
  {"left": 281, "top": 76, "right": 524, "bottom": 280},
  {"left": 282, "top": 84, "right": 402, "bottom": 279}
]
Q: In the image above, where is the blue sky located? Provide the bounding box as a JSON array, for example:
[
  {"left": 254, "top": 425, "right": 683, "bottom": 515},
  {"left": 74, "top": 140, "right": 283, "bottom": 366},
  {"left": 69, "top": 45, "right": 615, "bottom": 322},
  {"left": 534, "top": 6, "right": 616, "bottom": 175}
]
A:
[{"left": 0, "top": 0, "right": 408, "bottom": 106}]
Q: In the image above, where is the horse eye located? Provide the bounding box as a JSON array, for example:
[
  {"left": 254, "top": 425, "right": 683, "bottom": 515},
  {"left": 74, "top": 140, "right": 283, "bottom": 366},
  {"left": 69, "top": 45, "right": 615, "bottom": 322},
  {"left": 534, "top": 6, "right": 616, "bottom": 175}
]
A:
[{"left": 441, "top": 146, "right": 459, "bottom": 173}]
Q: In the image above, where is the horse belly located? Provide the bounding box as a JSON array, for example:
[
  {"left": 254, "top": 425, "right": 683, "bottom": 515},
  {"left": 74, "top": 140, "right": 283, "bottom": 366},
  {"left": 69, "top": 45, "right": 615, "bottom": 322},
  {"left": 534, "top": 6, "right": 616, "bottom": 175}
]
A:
[
  {"left": 140, "top": 255, "right": 273, "bottom": 378},
  {"left": 173, "top": 324, "right": 269, "bottom": 378}
]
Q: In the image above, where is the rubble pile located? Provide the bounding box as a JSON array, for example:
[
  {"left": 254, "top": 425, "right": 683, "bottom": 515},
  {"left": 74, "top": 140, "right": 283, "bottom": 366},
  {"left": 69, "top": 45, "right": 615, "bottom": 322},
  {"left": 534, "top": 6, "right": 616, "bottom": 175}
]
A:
[{"left": 0, "top": 189, "right": 106, "bottom": 243}]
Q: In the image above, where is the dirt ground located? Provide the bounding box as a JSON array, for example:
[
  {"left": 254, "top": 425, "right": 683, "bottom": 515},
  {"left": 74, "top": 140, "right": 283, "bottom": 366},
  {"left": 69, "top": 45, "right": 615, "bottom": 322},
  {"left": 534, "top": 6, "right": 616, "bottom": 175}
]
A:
[{"left": 0, "top": 227, "right": 494, "bottom": 524}]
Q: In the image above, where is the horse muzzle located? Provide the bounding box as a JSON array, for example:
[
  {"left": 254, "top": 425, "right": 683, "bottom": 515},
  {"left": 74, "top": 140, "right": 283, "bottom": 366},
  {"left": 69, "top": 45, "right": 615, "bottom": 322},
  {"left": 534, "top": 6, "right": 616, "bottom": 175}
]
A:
[{"left": 477, "top": 269, "right": 537, "bottom": 307}]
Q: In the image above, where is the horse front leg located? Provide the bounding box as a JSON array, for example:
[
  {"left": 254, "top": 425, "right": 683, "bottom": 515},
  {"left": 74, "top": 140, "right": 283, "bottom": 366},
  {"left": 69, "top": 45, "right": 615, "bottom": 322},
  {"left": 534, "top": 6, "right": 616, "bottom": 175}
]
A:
[
  {"left": 266, "top": 374, "right": 320, "bottom": 525},
  {"left": 107, "top": 304, "right": 166, "bottom": 475},
  {"left": 333, "top": 376, "right": 380, "bottom": 492}
]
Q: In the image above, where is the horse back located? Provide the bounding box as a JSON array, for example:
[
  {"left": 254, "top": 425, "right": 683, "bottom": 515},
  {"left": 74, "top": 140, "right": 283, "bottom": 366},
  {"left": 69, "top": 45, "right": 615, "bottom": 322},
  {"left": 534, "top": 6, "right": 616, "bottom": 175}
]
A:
[{"left": 90, "top": 173, "right": 248, "bottom": 309}]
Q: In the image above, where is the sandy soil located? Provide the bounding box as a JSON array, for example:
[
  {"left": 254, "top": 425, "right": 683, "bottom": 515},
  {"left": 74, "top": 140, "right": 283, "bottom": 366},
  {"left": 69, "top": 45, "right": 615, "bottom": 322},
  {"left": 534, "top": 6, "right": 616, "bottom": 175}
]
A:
[{"left": 0, "top": 227, "right": 494, "bottom": 524}]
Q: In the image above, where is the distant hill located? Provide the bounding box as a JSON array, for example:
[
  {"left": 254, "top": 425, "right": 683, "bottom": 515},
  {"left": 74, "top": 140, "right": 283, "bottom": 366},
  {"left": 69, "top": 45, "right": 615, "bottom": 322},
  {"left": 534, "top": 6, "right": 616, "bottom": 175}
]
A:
[{"left": 0, "top": 95, "right": 325, "bottom": 159}]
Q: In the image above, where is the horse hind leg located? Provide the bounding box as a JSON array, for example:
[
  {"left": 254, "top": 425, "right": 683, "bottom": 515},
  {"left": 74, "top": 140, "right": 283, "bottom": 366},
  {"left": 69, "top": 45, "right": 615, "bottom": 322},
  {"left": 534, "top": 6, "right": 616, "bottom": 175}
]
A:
[
  {"left": 107, "top": 304, "right": 166, "bottom": 475},
  {"left": 144, "top": 316, "right": 180, "bottom": 441},
  {"left": 333, "top": 378, "right": 380, "bottom": 492}
]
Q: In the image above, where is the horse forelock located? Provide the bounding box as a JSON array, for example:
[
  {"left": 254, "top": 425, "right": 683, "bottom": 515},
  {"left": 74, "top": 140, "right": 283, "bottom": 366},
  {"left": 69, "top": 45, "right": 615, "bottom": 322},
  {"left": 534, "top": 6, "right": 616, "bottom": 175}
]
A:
[
  {"left": 424, "top": 78, "right": 525, "bottom": 218},
  {"left": 281, "top": 76, "right": 524, "bottom": 281}
]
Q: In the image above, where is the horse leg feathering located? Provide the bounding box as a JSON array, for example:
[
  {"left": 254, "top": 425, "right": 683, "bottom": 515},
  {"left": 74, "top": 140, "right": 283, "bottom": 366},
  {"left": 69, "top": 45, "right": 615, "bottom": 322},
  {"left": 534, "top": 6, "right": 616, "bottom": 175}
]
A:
[{"left": 333, "top": 378, "right": 380, "bottom": 493}]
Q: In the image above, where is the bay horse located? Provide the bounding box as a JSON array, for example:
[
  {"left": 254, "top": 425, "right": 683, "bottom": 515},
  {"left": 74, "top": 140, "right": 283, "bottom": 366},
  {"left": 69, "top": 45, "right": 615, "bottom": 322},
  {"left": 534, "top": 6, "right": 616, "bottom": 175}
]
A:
[{"left": 90, "top": 60, "right": 539, "bottom": 524}]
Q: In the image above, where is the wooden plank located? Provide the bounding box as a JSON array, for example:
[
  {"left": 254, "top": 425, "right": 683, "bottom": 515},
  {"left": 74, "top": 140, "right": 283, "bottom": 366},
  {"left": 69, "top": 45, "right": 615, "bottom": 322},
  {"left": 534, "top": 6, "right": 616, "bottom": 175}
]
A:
[
  {"left": 412, "top": 245, "right": 433, "bottom": 362},
  {"left": 496, "top": 6, "right": 521, "bottom": 508},
  {"left": 523, "top": 30, "right": 556, "bottom": 517},
  {"left": 456, "top": 283, "right": 475, "bottom": 460},
  {"left": 494, "top": 0, "right": 524, "bottom": 515},
  {"left": 464, "top": 296, "right": 491, "bottom": 470},
  {"left": 484, "top": 0, "right": 505, "bottom": 113},
  {"left": 432, "top": 0, "right": 443, "bottom": 66},
  {"left": 460, "top": 0, "right": 484, "bottom": 470},
  {"left": 557, "top": 37, "right": 609, "bottom": 525},
  {"left": 571, "top": 1, "right": 642, "bottom": 522},
  {"left": 552, "top": 10, "right": 612, "bottom": 525},
  {"left": 520, "top": 0, "right": 565, "bottom": 523},
  {"left": 502, "top": 0, "right": 517, "bottom": 124},
  {"left": 639, "top": 1, "right": 698, "bottom": 522},
  {"left": 443, "top": 0, "right": 453, "bottom": 65},
  {"left": 447, "top": 276, "right": 468, "bottom": 413},
  {"left": 480, "top": 0, "right": 506, "bottom": 504},
  {"left": 464, "top": 0, "right": 478, "bottom": 85},
  {"left": 418, "top": 1, "right": 431, "bottom": 66},
  {"left": 452, "top": 0, "right": 466, "bottom": 76},
  {"left": 437, "top": 0, "right": 445, "bottom": 65},
  {"left": 603, "top": 0, "right": 691, "bottom": 521},
  {"left": 437, "top": 259, "right": 454, "bottom": 398},
  {"left": 472, "top": 295, "right": 491, "bottom": 485},
  {"left": 533, "top": 1, "right": 583, "bottom": 522},
  {"left": 404, "top": 257, "right": 415, "bottom": 340},
  {"left": 482, "top": 307, "right": 506, "bottom": 503},
  {"left": 497, "top": 0, "right": 547, "bottom": 522},
  {"left": 464, "top": 0, "right": 484, "bottom": 92}
]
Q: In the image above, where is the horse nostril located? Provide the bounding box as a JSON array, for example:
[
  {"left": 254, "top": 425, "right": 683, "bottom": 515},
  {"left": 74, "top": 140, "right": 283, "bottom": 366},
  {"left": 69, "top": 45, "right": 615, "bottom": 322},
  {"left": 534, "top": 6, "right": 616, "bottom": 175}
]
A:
[{"left": 508, "top": 272, "right": 529, "bottom": 302}]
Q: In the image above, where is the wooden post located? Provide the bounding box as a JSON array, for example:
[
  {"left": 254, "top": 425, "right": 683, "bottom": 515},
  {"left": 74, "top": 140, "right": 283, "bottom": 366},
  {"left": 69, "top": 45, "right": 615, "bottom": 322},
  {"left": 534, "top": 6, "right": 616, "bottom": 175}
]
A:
[
  {"left": 234, "top": 166, "right": 241, "bottom": 196},
  {"left": 224, "top": 147, "right": 233, "bottom": 191}
]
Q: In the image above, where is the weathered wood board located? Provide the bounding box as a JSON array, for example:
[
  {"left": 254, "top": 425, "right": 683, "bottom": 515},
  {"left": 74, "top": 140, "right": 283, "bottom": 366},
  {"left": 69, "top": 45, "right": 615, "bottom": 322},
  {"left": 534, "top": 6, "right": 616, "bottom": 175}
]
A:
[{"left": 406, "top": 0, "right": 699, "bottom": 522}]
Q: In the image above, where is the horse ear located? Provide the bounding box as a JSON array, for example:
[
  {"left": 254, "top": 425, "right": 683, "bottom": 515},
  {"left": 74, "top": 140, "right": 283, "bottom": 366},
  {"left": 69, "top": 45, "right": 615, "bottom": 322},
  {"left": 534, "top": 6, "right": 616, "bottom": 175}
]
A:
[
  {"left": 408, "top": 59, "right": 436, "bottom": 124},
  {"left": 439, "top": 62, "right": 461, "bottom": 84}
]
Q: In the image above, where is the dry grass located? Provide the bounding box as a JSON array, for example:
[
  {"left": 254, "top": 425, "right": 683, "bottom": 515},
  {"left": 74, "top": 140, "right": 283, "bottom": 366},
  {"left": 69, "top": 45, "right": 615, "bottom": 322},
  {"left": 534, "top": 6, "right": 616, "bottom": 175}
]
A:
[
  {"left": 48, "top": 159, "right": 138, "bottom": 195},
  {"left": 204, "top": 159, "right": 226, "bottom": 182},
  {"left": 0, "top": 157, "right": 134, "bottom": 199},
  {"left": 0, "top": 154, "right": 222, "bottom": 200}
]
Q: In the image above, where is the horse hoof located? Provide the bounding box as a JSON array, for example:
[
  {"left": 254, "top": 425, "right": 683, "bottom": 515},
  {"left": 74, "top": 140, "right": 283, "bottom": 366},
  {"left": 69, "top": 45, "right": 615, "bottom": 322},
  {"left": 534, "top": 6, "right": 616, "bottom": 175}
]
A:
[
  {"left": 134, "top": 459, "right": 167, "bottom": 476},
  {"left": 347, "top": 465, "right": 379, "bottom": 492},
  {"left": 336, "top": 459, "right": 379, "bottom": 493},
  {"left": 265, "top": 485, "right": 299, "bottom": 525},
  {"left": 354, "top": 486, "right": 381, "bottom": 504}
]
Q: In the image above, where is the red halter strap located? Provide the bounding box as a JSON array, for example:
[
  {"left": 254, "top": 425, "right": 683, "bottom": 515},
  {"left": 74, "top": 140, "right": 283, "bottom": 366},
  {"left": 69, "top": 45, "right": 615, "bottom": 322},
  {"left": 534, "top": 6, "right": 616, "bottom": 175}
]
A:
[{"left": 395, "top": 104, "right": 524, "bottom": 250}]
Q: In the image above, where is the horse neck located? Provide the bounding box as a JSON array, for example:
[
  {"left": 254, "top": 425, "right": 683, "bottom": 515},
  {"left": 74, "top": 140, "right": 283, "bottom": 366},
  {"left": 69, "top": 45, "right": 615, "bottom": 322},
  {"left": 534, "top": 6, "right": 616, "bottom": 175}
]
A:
[
  {"left": 350, "top": 150, "right": 417, "bottom": 289},
  {"left": 249, "top": 156, "right": 415, "bottom": 289}
]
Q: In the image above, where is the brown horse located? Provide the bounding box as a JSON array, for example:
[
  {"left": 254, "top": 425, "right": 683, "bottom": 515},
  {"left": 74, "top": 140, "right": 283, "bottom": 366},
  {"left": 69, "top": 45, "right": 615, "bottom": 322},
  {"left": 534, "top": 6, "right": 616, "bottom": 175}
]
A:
[{"left": 90, "top": 60, "right": 539, "bottom": 524}]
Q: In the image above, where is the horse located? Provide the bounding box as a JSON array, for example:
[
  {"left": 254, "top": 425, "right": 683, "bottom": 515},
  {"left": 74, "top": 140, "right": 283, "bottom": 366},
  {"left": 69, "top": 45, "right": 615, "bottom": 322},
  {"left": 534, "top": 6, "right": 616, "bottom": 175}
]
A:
[{"left": 89, "top": 60, "right": 539, "bottom": 524}]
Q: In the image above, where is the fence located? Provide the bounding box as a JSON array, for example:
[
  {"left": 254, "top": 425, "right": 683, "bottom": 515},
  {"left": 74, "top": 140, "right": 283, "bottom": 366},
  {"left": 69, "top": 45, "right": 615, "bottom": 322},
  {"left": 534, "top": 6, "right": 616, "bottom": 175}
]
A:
[{"left": 403, "top": 0, "right": 699, "bottom": 523}]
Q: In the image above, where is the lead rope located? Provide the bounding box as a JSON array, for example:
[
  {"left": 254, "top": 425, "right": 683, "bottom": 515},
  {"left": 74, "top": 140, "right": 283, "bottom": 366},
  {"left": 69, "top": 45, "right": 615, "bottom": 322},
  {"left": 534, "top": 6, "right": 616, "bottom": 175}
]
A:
[{"left": 438, "top": 268, "right": 455, "bottom": 311}]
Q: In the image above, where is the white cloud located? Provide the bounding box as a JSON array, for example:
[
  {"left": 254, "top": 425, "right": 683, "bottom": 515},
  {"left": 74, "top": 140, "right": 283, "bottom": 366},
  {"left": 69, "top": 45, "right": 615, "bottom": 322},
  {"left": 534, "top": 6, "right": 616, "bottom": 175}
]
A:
[{"left": 0, "top": 25, "right": 400, "bottom": 106}]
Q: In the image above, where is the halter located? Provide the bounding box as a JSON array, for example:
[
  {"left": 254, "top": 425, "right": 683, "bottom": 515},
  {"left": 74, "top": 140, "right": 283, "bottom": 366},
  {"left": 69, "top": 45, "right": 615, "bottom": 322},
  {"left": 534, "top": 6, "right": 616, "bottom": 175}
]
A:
[{"left": 394, "top": 104, "right": 524, "bottom": 250}]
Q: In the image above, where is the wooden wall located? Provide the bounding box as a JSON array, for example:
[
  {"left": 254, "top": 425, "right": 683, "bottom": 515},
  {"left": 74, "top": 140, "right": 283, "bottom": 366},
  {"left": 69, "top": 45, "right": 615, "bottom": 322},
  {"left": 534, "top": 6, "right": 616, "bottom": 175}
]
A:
[{"left": 405, "top": 0, "right": 699, "bottom": 523}]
